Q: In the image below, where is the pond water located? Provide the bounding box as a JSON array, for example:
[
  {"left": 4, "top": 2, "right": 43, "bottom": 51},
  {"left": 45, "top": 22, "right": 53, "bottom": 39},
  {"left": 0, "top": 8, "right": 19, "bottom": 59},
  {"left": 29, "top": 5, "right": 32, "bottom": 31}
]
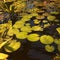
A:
[{"left": 8, "top": 40, "right": 59, "bottom": 60}]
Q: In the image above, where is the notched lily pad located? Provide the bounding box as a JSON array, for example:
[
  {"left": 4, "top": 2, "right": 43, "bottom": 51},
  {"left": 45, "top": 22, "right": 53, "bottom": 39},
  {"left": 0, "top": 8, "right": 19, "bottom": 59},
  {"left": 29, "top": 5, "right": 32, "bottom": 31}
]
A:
[
  {"left": 40, "top": 35, "right": 54, "bottom": 44},
  {"left": 45, "top": 45, "right": 55, "bottom": 52}
]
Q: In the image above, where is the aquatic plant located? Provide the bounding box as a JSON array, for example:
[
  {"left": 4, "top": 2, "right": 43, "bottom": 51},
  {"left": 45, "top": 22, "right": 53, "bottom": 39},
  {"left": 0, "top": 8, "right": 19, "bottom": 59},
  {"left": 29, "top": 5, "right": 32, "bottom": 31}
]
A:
[
  {"left": 45, "top": 45, "right": 55, "bottom": 52},
  {"left": 27, "top": 34, "right": 39, "bottom": 42},
  {"left": 0, "top": 53, "right": 8, "bottom": 60},
  {"left": 54, "top": 54, "right": 60, "bottom": 60},
  {"left": 0, "top": 0, "right": 60, "bottom": 60},
  {"left": 47, "top": 15, "right": 56, "bottom": 21},
  {"left": 56, "top": 27, "right": 60, "bottom": 34},
  {"left": 4, "top": 40, "right": 21, "bottom": 53},
  {"left": 40, "top": 35, "right": 54, "bottom": 44}
]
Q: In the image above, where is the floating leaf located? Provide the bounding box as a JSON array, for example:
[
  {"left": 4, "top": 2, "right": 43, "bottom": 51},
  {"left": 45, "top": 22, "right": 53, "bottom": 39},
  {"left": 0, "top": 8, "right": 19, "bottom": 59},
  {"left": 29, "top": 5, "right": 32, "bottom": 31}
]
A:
[
  {"left": 56, "top": 27, "right": 60, "bottom": 34},
  {"left": 16, "top": 32, "right": 28, "bottom": 39},
  {"left": 33, "top": 19, "right": 40, "bottom": 24},
  {"left": 13, "top": 28, "right": 19, "bottom": 34},
  {"left": 4, "top": 0, "right": 16, "bottom": 2},
  {"left": 57, "top": 44, "right": 60, "bottom": 51},
  {"left": 45, "top": 45, "right": 55, "bottom": 52},
  {"left": 7, "top": 27, "right": 13, "bottom": 36},
  {"left": 54, "top": 39, "right": 60, "bottom": 44},
  {"left": 0, "top": 53, "right": 8, "bottom": 60},
  {"left": 0, "top": 40, "right": 9, "bottom": 49},
  {"left": 42, "top": 12, "right": 50, "bottom": 17},
  {"left": 21, "top": 26, "right": 32, "bottom": 33},
  {"left": 13, "top": 21, "right": 24, "bottom": 28},
  {"left": 44, "top": 23, "right": 50, "bottom": 28},
  {"left": 4, "top": 40, "right": 21, "bottom": 53},
  {"left": 47, "top": 15, "right": 56, "bottom": 21},
  {"left": 36, "top": 15, "right": 45, "bottom": 20},
  {"left": 50, "top": 11, "right": 59, "bottom": 15},
  {"left": 27, "top": 33, "right": 39, "bottom": 42},
  {"left": 32, "top": 25, "right": 43, "bottom": 31},
  {"left": 40, "top": 35, "right": 54, "bottom": 44}
]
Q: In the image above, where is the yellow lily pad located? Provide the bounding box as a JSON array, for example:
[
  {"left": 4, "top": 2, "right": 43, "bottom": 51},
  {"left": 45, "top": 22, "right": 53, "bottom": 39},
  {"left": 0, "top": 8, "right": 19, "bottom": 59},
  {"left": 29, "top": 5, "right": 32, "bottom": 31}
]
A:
[
  {"left": 32, "top": 25, "right": 43, "bottom": 31},
  {"left": 7, "top": 27, "right": 13, "bottom": 36},
  {"left": 50, "top": 12, "right": 59, "bottom": 15},
  {"left": 40, "top": 35, "right": 54, "bottom": 44},
  {"left": 56, "top": 27, "right": 60, "bottom": 34},
  {"left": 45, "top": 45, "right": 55, "bottom": 52},
  {"left": 54, "top": 39, "right": 60, "bottom": 44},
  {"left": 33, "top": 19, "right": 40, "bottom": 24},
  {"left": 27, "top": 34, "right": 39, "bottom": 42},
  {"left": 21, "top": 26, "right": 32, "bottom": 33},
  {"left": 36, "top": 15, "right": 45, "bottom": 20},
  {"left": 47, "top": 15, "right": 56, "bottom": 21},
  {"left": 13, "top": 21, "right": 24, "bottom": 28},
  {"left": 4, "top": 40, "right": 21, "bottom": 53},
  {"left": 57, "top": 45, "right": 60, "bottom": 51},
  {"left": 0, "top": 53, "right": 8, "bottom": 59},
  {"left": 16, "top": 32, "right": 28, "bottom": 39}
]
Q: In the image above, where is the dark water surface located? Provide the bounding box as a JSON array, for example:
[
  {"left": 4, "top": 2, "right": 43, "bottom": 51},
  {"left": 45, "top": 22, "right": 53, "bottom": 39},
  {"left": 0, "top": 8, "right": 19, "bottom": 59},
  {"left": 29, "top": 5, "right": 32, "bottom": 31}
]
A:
[{"left": 8, "top": 40, "right": 57, "bottom": 60}]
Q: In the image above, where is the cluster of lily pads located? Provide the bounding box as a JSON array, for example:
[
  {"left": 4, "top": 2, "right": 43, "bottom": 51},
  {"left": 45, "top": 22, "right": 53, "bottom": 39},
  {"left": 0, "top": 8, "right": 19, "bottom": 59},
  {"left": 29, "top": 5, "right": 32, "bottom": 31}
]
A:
[{"left": 0, "top": 0, "right": 60, "bottom": 60}]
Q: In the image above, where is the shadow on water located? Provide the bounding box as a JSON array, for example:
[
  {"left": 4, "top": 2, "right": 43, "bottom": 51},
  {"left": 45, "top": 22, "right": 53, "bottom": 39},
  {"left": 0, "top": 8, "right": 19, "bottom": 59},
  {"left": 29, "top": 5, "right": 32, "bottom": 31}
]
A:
[{"left": 7, "top": 40, "right": 58, "bottom": 60}]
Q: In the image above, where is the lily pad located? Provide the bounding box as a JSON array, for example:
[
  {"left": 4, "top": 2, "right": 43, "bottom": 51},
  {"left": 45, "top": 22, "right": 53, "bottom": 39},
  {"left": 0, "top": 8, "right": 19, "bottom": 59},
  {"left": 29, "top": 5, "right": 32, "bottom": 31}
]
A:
[
  {"left": 45, "top": 45, "right": 55, "bottom": 52},
  {"left": 32, "top": 25, "right": 43, "bottom": 31},
  {"left": 47, "top": 15, "right": 56, "bottom": 21},
  {"left": 16, "top": 32, "right": 28, "bottom": 39},
  {"left": 54, "top": 39, "right": 60, "bottom": 44},
  {"left": 4, "top": 40, "right": 21, "bottom": 53},
  {"left": 56, "top": 27, "right": 60, "bottom": 34},
  {"left": 0, "top": 53, "right": 8, "bottom": 60},
  {"left": 57, "top": 44, "right": 60, "bottom": 51},
  {"left": 27, "top": 34, "right": 39, "bottom": 42},
  {"left": 40, "top": 35, "right": 54, "bottom": 44},
  {"left": 50, "top": 12, "right": 59, "bottom": 15},
  {"left": 21, "top": 26, "right": 32, "bottom": 33}
]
